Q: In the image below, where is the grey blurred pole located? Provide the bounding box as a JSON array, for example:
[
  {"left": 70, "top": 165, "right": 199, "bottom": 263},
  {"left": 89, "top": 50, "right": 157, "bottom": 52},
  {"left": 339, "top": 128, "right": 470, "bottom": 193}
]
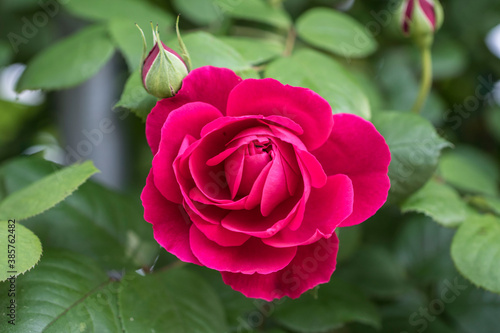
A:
[{"left": 57, "top": 54, "right": 128, "bottom": 190}]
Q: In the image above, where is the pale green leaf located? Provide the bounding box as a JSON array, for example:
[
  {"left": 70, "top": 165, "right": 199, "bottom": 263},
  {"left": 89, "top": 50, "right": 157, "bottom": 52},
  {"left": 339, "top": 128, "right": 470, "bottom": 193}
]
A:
[
  {"left": 401, "top": 179, "right": 467, "bottom": 227},
  {"left": 296, "top": 8, "right": 377, "bottom": 59},
  {"left": 0, "top": 221, "right": 42, "bottom": 281},
  {"left": 173, "top": 0, "right": 221, "bottom": 25},
  {"left": 451, "top": 214, "right": 500, "bottom": 294},
  {"left": 63, "top": 0, "right": 173, "bottom": 25},
  {"left": 168, "top": 31, "right": 252, "bottom": 74},
  {"left": 17, "top": 25, "right": 115, "bottom": 91},
  {"left": 439, "top": 147, "right": 499, "bottom": 196},
  {"left": 0, "top": 160, "right": 98, "bottom": 221},
  {"left": 223, "top": 0, "right": 291, "bottom": 29},
  {"left": 220, "top": 36, "right": 283, "bottom": 65},
  {"left": 265, "top": 48, "right": 371, "bottom": 118}
]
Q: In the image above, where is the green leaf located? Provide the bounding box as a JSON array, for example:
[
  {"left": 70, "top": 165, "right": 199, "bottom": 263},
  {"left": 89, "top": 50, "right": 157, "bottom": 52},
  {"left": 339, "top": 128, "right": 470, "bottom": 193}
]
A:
[
  {"left": 432, "top": 36, "right": 468, "bottom": 79},
  {"left": 16, "top": 25, "right": 115, "bottom": 91},
  {"left": 372, "top": 111, "right": 451, "bottom": 202},
  {"left": 451, "top": 214, "right": 500, "bottom": 294},
  {"left": 0, "top": 221, "right": 42, "bottom": 281},
  {"left": 439, "top": 147, "right": 499, "bottom": 196},
  {"left": 173, "top": 0, "right": 221, "bottom": 25},
  {"left": 119, "top": 267, "right": 228, "bottom": 332},
  {"left": 272, "top": 278, "right": 381, "bottom": 332},
  {"left": 223, "top": 0, "right": 291, "bottom": 30},
  {"left": 63, "top": 0, "right": 173, "bottom": 25},
  {"left": 0, "top": 160, "right": 98, "bottom": 221},
  {"left": 0, "top": 250, "right": 121, "bottom": 333},
  {"left": 395, "top": 215, "right": 456, "bottom": 285},
  {"left": 220, "top": 36, "right": 283, "bottom": 65},
  {"left": 265, "top": 48, "right": 371, "bottom": 119},
  {"left": 445, "top": 283, "right": 500, "bottom": 333},
  {"left": 337, "top": 246, "right": 409, "bottom": 298},
  {"left": 401, "top": 179, "right": 467, "bottom": 227},
  {"left": 0, "top": 156, "right": 157, "bottom": 270},
  {"left": 115, "top": 69, "right": 157, "bottom": 121},
  {"left": 168, "top": 31, "right": 252, "bottom": 74},
  {"left": 296, "top": 8, "right": 377, "bottom": 59}
]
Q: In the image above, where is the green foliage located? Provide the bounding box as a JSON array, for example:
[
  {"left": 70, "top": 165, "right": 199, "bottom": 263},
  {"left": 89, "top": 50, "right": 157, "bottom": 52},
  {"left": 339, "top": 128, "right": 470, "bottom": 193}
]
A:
[
  {"left": 223, "top": 0, "right": 292, "bottom": 30},
  {"left": 272, "top": 278, "right": 381, "bottom": 332},
  {"left": 115, "top": 69, "right": 157, "bottom": 121},
  {"left": 296, "top": 8, "right": 377, "bottom": 59},
  {"left": 173, "top": 0, "right": 222, "bottom": 26},
  {"left": 439, "top": 147, "right": 499, "bottom": 196},
  {"left": 265, "top": 48, "right": 371, "bottom": 118},
  {"left": 119, "top": 267, "right": 228, "bottom": 332},
  {"left": 451, "top": 214, "right": 500, "bottom": 294},
  {"left": 0, "top": 221, "right": 42, "bottom": 281},
  {"left": 16, "top": 25, "right": 115, "bottom": 91},
  {"left": 372, "top": 112, "right": 451, "bottom": 203},
  {"left": 0, "top": 250, "right": 115, "bottom": 333},
  {"left": 401, "top": 178, "right": 467, "bottom": 227},
  {"left": 0, "top": 156, "right": 157, "bottom": 271},
  {"left": 220, "top": 37, "right": 284, "bottom": 65},
  {"left": 0, "top": 160, "right": 98, "bottom": 221}
]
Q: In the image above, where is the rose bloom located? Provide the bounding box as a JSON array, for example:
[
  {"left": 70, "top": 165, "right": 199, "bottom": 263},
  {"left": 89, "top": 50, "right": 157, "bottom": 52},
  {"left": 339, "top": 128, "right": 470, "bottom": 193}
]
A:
[{"left": 141, "top": 66, "right": 391, "bottom": 301}]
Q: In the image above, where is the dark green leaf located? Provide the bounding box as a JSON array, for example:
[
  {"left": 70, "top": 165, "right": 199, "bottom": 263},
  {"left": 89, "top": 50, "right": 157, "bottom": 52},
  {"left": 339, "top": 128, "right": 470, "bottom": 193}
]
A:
[
  {"left": 17, "top": 25, "right": 115, "bottom": 91},
  {"left": 0, "top": 41, "right": 12, "bottom": 67},
  {"left": 0, "top": 250, "right": 121, "bottom": 333},
  {"left": 401, "top": 178, "right": 467, "bottom": 227},
  {"left": 265, "top": 48, "right": 371, "bottom": 118},
  {"left": 296, "top": 8, "right": 377, "bottom": 59},
  {"left": 272, "top": 278, "right": 381, "bottom": 332},
  {"left": 0, "top": 156, "right": 157, "bottom": 270},
  {"left": 0, "top": 221, "right": 42, "bottom": 281},
  {"left": 372, "top": 111, "right": 451, "bottom": 202},
  {"left": 0, "top": 160, "right": 98, "bottom": 221},
  {"left": 115, "top": 69, "right": 157, "bottom": 121},
  {"left": 451, "top": 214, "right": 500, "bottom": 293},
  {"left": 119, "top": 267, "right": 228, "bottom": 332},
  {"left": 445, "top": 283, "right": 500, "bottom": 333},
  {"left": 395, "top": 215, "right": 456, "bottom": 285},
  {"left": 336, "top": 225, "right": 362, "bottom": 262},
  {"left": 337, "top": 246, "right": 409, "bottom": 298}
]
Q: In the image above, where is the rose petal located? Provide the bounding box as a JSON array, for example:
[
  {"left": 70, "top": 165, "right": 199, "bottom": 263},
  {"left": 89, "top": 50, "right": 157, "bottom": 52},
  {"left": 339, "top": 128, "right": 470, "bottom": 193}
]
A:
[
  {"left": 226, "top": 78, "right": 333, "bottom": 150},
  {"left": 146, "top": 66, "right": 242, "bottom": 153},
  {"left": 261, "top": 152, "right": 292, "bottom": 216},
  {"left": 312, "top": 113, "right": 390, "bottom": 227},
  {"left": 263, "top": 174, "right": 353, "bottom": 247},
  {"left": 186, "top": 206, "right": 250, "bottom": 247},
  {"left": 190, "top": 225, "right": 297, "bottom": 274},
  {"left": 152, "top": 102, "right": 223, "bottom": 203},
  {"left": 141, "top": 171, "right": 200, "bottom": 265},
  {"left": 221, "top": 235, "right": 339, "bottom": 301}
]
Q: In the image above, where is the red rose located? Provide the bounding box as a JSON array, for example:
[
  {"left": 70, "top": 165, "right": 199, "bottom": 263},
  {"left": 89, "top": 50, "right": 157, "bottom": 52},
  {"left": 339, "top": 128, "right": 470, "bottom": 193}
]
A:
[{"left": 141, "top": 66, "right": 391, "bottom": 301}]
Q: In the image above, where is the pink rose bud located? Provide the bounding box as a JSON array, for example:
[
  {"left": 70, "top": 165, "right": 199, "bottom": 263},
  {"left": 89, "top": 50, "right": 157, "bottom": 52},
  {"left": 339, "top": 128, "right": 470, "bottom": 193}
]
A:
[
  {"left": 399, "top": 0, "right": 443, "bottom": 44},
  {"left": 138, "top": 25, "right": 188, "bottom": 99}
]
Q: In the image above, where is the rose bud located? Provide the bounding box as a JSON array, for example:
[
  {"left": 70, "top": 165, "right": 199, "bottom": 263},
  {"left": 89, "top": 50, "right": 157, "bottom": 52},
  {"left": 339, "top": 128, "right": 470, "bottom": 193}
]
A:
[
  {"left": 399, "top": 0, "right": 443, "bottom": 45},
  {"left": 138, "top": 25, "right": 188, "bottom": 99}
]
